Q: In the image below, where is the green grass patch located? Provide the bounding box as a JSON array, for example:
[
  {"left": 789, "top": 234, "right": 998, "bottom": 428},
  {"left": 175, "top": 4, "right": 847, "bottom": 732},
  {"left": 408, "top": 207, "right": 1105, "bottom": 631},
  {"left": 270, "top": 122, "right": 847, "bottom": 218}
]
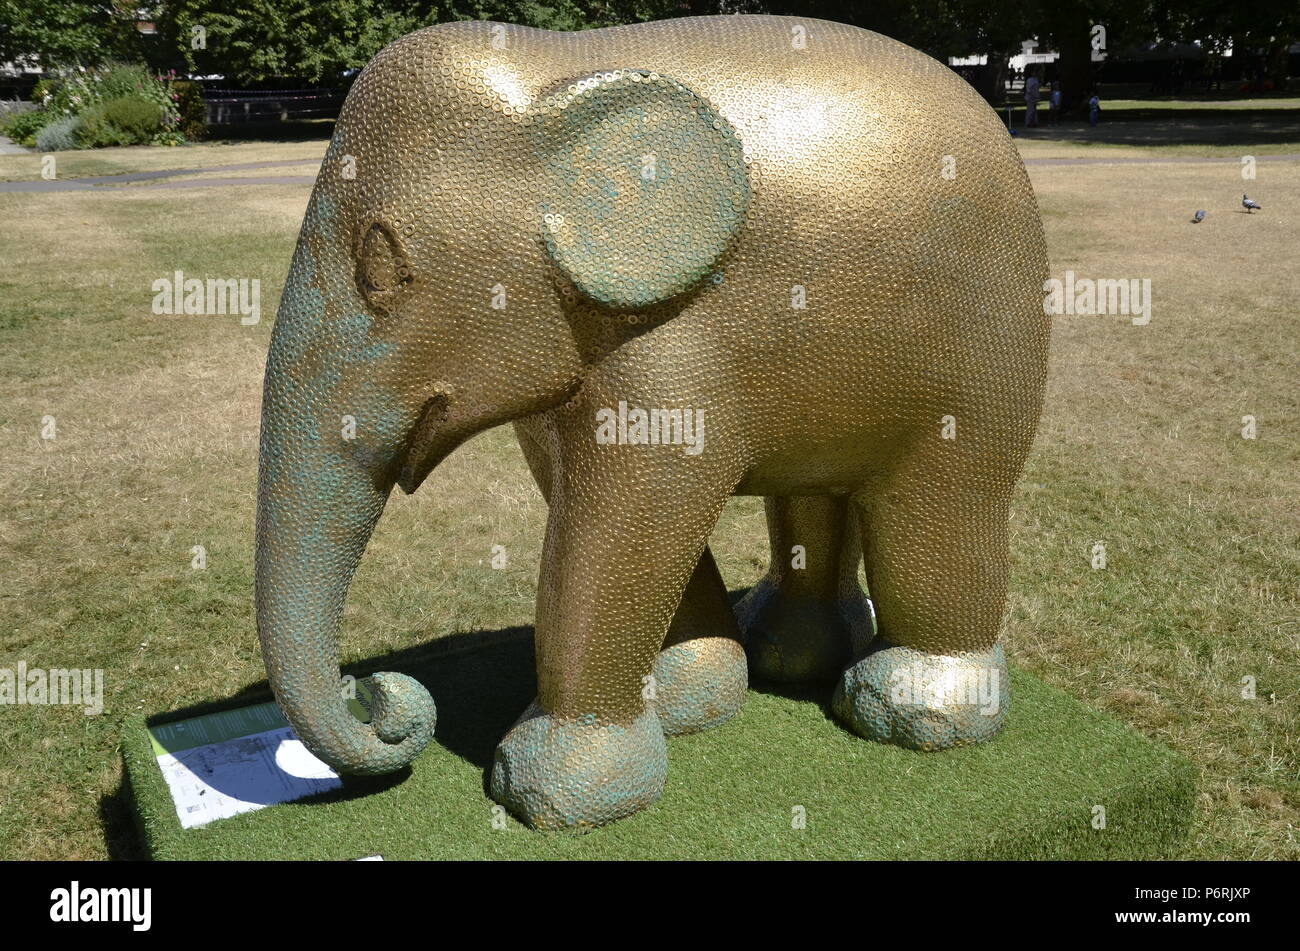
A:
[{"left": 123, "top": 632, "right": 1194, "bottom": 860}]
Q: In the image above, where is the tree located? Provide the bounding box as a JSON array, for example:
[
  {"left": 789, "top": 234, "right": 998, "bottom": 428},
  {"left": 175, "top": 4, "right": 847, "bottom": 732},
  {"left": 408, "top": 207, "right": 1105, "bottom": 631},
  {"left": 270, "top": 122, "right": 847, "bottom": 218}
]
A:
[
  {"left": 1149, "top": 0, "right": 1299, "bottom": 91},
  {"left": 0, "top": 0, "right": 138, "bottom": 69},
  {"left": 14, "top": 0, "right": 1288, "bottom": 92},
  {"left": 148, "top": 0, "right": 686, "bottom": 84},
  {"left": 150, "top": 0, "right": 430, "bottom": 84}
]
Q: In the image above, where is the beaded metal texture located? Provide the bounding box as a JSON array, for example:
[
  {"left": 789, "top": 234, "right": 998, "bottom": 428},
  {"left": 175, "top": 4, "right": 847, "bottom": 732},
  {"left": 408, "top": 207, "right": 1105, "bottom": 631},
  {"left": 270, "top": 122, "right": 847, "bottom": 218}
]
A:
[{"left": 255, "top": 14, "right": 1050, "bottom": 830}]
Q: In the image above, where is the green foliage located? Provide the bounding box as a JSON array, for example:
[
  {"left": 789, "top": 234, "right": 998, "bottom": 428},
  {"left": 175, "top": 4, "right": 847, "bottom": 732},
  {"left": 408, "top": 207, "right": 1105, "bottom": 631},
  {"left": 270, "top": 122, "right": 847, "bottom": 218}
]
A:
[
  {"left": 172, "top": 80, "right": 208, "bottom": 141},
  {"left": 76, "top": 97, "right": 166, "bottom": 148},
  {"left": 34, "top": 116, "right": 81, "bottom": 152},
  {"left": 156, "top": 0, "right": 430, "bottom": 85},
  {"left": 0, "top": 108, "right": 53, "bottom": 147},
  {"left": 3, "top": 1, "right": 1296, "bottom": 90},
  {"left": 76, "top": 103, "right": 133, "bottom": 148},
  {"left": 30, "top": 79, "right": 57, "bottom": 104},
  {"left": 14, "top": 64, "right": 186, "bottom": 150},
  {"left": 103, "top": 97, "right": 166, "bottom": 140},
  {"left": 0, "top": 0, "right": 137, "bottom": 68},
  {"left": 151, "top": 0, "right": 689, "bottom": 85},
  {"left": 32, "top": 71, "right": 107, "bottom": 120},
  {"left": 98, "top": 64, "right": 172, "bottom": 109}
]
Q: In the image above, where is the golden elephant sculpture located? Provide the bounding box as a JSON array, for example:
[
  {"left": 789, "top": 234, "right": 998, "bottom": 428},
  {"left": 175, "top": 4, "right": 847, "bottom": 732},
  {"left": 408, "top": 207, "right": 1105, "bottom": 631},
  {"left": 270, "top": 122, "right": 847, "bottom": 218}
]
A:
[{"left": 255, "top": 14, "right": 1049, "bottom": 830}]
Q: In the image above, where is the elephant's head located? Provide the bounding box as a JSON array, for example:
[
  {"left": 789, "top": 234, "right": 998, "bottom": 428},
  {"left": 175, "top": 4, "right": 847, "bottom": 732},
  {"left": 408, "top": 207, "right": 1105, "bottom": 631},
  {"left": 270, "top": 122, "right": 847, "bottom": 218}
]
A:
[{"left": 255, "top": 29, "right": 750, "bottom": 775}]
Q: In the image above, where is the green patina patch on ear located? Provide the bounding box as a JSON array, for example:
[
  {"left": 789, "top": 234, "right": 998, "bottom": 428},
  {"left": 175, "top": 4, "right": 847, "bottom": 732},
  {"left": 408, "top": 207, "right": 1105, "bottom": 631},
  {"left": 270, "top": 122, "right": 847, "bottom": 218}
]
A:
[{"left": 530, "top": 70, "right": 750, "bottom": 309}]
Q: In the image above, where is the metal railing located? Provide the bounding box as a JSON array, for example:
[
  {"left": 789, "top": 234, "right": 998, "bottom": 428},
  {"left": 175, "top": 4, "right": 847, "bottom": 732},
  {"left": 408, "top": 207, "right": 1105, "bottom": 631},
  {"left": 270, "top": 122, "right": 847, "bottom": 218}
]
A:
[{"left": 204, "top": 87, "right": 345, "bottom": 124}]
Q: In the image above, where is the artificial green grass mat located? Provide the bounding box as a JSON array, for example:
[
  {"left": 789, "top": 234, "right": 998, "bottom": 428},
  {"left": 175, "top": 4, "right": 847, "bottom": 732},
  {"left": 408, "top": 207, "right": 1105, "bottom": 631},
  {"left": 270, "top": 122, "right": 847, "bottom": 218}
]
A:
[{"left": 122, "top": 629, "right": 1195, "bottom": 860}]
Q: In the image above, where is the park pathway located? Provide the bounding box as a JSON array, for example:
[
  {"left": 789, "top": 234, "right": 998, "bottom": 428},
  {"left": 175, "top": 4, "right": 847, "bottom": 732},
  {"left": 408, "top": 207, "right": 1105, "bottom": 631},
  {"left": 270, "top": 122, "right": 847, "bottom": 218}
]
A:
[
  {"left": 1023, "top": 154, "right": 1300, "bottom": 165},
  {"left": 0, "top": 134, "right": 32, "bottom": 155},
  {"left": 0, "top": 157, "right": 318, "bottom": 191},
  {"left": 1, "top": 152, "right": 1297, "bottom": 193}
]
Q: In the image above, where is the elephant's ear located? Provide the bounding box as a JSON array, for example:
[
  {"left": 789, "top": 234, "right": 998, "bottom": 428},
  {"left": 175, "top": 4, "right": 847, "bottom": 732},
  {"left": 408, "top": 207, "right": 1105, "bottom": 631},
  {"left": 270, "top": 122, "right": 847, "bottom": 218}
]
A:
[{"left": 530, "top": 70, "right": 750, "bottom": 309}]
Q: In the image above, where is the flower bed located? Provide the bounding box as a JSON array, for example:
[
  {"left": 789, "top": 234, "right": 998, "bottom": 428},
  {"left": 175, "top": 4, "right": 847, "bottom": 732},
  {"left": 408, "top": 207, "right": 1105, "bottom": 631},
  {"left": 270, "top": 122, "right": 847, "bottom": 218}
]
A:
[{"left": 1, "top": 64, "right": 205, "bottom": 150}]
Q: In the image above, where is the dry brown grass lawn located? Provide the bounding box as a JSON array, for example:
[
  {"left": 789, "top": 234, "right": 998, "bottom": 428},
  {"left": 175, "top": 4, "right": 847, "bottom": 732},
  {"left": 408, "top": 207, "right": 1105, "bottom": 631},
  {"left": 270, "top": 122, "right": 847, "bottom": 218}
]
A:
[
  {"left": 0, "top": 140, "right": 327, "bottom": 182},
  {"left": 0, "top": 130, "right": 1295, "bottom": 859},
  {"left": 1015, "top": 155, "right": 1299, "bottom": 858}
]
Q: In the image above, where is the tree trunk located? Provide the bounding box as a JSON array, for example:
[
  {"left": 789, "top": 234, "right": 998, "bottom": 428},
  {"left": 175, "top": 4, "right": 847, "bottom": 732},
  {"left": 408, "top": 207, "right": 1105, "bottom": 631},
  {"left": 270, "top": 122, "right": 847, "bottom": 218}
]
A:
[{"left": 1052, "top": 5, "right": 1094, "bottom": 115}]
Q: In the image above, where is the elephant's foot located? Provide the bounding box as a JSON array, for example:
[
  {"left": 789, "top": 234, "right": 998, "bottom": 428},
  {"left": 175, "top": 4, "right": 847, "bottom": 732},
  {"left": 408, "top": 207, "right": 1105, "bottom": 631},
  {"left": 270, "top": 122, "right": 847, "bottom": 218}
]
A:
[
  {"left": 737, "top": 577, "right": 871, "bottom": 683},
  {"left": 831, "top": 641, "right": 1008, "bottom": 750},
  {"left": 652, "top": 636, "right": 747, "bottom": 736},
  {"left": 490, "top": 702, "right": 667, "bottom": 831}
]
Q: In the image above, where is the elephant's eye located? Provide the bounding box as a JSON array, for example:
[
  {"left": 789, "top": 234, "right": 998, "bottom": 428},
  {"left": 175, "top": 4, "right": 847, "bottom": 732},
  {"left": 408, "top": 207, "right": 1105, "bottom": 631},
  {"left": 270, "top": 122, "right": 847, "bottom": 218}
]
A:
[{"left": 355, "top": 220, "right": 413, "bottom": 309}]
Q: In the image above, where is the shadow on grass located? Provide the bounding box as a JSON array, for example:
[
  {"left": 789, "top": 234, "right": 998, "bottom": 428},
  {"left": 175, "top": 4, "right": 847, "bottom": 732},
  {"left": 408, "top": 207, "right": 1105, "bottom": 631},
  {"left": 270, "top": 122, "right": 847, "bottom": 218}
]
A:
[
  {"left": 103, "top": 584, "right": 850, "bottom": 858},
  {"left": 1007, "top": 108, "right": 1300, "bottom": 148},
  {"left": 101, "top": 781, "right": 149, "bottom": 861},
  {"left": 104, "top": 624, "right": 536, "bottom": 858}
]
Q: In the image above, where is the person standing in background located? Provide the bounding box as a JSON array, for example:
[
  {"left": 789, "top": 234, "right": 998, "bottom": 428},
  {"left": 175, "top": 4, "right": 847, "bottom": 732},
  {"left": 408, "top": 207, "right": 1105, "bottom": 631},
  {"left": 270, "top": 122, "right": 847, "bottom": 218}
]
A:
[{"left": 1025, "top": 69, "right": 1041, "bottom": 127}]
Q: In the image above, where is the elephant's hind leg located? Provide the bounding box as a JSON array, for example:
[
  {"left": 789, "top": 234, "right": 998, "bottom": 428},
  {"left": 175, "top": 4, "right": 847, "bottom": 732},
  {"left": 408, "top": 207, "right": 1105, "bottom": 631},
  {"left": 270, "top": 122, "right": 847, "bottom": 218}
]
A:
[
  {"left": 832, "top": 445, "right": 1011, "bottom": 750},
  {"left": 737, "top": 496, "right": 874, "bottom": 682},
  {"left": 653, "top": 547, "right": 747, "bottom": 736}
]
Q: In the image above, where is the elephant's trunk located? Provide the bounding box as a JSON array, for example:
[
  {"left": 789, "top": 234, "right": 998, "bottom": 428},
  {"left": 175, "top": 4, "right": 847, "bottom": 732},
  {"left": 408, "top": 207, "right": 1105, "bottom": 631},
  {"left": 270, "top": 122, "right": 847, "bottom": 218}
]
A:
[{"left": 253, "top": 242, "right": 435, "bottom": 776}]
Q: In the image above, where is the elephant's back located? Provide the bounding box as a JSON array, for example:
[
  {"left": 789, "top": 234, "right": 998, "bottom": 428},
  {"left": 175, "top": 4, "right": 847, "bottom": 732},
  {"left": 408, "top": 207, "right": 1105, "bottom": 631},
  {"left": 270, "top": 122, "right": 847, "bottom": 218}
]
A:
[
  {"left": 541, "top": 16, "right": 1049, "bottom": 466},
  {"left": 559, "top": 16, "right": 1044, "bottom": 282},
  {"left": 361, "top": 17, "right": 1049, "bottom": 463},
  {"left": 377, "top": 14, "right": 1042, "bottom": 267},
  {"left": 372, "top": 16, "right": 1036, "bottom": 231}
]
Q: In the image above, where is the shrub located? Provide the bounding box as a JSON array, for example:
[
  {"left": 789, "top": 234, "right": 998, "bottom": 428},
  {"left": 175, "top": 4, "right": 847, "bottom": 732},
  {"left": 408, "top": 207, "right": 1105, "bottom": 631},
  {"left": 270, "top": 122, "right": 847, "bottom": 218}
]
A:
[
  {"left": 35, "top": 117, "right": 81, "bottom": 152},
  {"left": 103, "top": 97, "right": 165, "bottom": 141},
  {"left": 77, "top": 97, "right": 165, "bottom": 148},
  {"left": 2, "top": 108, "right": 53, "bottom": 147},
  {"left": 9, "top": 64, "right": 187, "bottom": 150},
  {"left": 76, "top": 105, "right": 123, "bottom": 148},
  {"left": 99, "top": 64, "right": 173, "bottom": 116},
  {"left": 172, "top": 80, "right": 207, "bottom": 141},
  {"left": 33, "top": 72, "right": 101, "bottom": 120},
  {"left": 30, "top": 79, "right": 57, "bottom": 107}
]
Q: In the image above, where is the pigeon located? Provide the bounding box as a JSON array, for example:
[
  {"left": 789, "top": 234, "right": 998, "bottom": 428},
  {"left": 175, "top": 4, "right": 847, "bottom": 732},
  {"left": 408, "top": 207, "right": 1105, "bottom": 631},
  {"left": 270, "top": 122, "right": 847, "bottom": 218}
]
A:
[
  {"left": 1192, "top": 210, "right": 1205, "bottom": 223},
  {"left": 1243, "top": 194, "right": 1262, "bottom": 213}
]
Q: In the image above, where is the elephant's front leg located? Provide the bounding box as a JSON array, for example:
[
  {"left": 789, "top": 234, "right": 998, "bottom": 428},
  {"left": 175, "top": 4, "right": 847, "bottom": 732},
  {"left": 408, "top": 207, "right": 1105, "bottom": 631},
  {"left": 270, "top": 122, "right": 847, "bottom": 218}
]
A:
[
  {"left": 515, "top": 418, "right": 746, "bottom": 737},
  {"left": 490, "top": 443, "right": 736, "bottom": 830}
]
